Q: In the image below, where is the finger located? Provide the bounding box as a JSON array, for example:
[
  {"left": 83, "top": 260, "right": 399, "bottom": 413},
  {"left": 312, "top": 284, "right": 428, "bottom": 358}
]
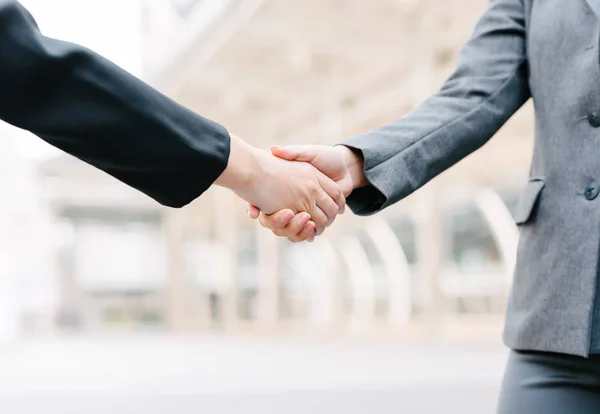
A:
[
  {"left": 271, "top": 212, "right": 311, "bottom": 238},
  {"left": 288, "top": 221, "right": 316, "bottom": 243},
  {"left": 247, "top": 204, "right": 260, "bottom": 220},
  {"left": 258, "top": 209, "right": 294, "bottom": 230},
  {"left": 270, "top": 145, "right": 318, "bottom": 163},
  {"left": 316, "top": 173, "right": 345, "bottom": 217},
  {"left": 315, "top": 195, "right": 338, "bottom": 229},
  {"left": 308, "top": 204, "right": 329, "bottom": 236}
]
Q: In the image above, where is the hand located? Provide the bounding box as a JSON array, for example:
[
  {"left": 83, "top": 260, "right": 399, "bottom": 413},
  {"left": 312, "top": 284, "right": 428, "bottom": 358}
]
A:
[
  {"left": 270, "top": 145, "right": 358, "bottom": 196},
  {"left": 216, "top": 135, "right": 345, "bottom": 229},
  {"left": 248, "top": 144, "right": 368, "bottom": 242}
]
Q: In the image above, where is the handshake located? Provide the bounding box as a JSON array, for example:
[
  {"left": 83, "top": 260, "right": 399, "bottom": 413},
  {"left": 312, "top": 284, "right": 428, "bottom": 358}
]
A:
[{"left": 215, "top": 135, "right": 368, "bottom": 242}]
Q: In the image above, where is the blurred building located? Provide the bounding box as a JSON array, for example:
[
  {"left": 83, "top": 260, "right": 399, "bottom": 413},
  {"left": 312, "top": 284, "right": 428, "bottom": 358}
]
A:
[{"left": 34, "top": 0, "right": 535, "bottom": 336}]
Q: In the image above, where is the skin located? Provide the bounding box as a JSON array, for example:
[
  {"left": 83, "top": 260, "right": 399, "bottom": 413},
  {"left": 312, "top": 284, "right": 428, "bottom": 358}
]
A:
[
  {"left": 215, "top": 135, "right": 347, "bottom": 231},
  {"left": 247, "top": 144, "right": 368, "bottom": 242}
]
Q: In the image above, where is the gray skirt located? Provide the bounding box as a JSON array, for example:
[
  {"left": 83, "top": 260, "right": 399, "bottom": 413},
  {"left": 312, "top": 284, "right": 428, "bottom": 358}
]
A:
[{"left": 497, "top": 350, "right": 600, "bottom": 413}]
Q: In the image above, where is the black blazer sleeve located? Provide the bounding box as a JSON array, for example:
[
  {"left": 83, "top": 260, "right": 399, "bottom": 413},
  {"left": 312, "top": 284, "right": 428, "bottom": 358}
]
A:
[{"left": 0, "top": 0, "right": 230, "bottom": 207}]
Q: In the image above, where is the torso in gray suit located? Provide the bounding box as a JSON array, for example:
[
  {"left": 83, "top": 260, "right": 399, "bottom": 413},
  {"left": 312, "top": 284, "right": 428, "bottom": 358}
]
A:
[{"left": 342, "top": 0, "right": 600, "bottom": 357}]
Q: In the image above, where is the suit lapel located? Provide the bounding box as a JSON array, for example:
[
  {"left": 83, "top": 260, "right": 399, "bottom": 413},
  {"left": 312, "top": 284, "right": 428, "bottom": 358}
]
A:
[{"left": 586, "top": 0, "right": 600, "bottom": 18}]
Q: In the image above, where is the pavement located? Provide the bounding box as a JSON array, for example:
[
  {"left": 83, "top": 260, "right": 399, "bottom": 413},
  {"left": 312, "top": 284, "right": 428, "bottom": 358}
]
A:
[{"left": 0, "top": 334, "right": 509, "bottom": 414}]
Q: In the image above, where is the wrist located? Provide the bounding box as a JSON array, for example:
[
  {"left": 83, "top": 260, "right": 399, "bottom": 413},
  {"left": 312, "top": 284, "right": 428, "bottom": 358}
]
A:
[
  {"left": 216, "top": 134, "right": 263, "bottom": 196},
  {"left": 340, "top": 145, "right": 368, "bottom": 190}
]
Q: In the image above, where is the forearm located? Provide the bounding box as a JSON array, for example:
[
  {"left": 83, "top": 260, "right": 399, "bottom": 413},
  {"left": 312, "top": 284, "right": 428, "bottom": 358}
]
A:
[
  {"left": 215, "top": 134, "right": 262, "bottom": 195},
  {"left": 0, "top": 1, "right": 229, "bottom": 207},
  {"left": 341, "top": 0, "right": 529, "bottom": 215}
]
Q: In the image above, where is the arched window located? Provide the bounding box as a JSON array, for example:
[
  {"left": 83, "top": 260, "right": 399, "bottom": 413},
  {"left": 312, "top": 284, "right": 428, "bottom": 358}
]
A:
[
  {"left": 444, "top": 202, "right": 506, "bottom": 314},
  {"left": 446, "top": 205, "right": 501, "bottom": 272}
]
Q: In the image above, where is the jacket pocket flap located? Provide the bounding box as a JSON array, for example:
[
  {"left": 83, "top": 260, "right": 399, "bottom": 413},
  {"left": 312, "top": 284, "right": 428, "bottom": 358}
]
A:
[{"left": 514, "top": 179, "right": 545, "bottom": 225}]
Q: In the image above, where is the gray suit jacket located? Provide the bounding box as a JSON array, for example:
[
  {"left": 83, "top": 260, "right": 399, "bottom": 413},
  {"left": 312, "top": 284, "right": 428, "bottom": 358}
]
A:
[{"left": 343, "top": 0, "right": 600, "bottom": 357}]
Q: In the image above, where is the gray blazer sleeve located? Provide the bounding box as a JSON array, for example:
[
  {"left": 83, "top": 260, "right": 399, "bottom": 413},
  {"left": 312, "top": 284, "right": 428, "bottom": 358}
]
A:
[{"left": 342, "top": 0, "right": 530, "bottom": 215}]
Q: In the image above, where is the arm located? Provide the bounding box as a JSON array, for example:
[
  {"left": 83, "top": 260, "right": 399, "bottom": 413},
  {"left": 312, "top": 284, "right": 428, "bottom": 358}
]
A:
[
  {"left": 0, "top": 0, "right": 228, "bottom": 208},
  {"left": 0, "top": 1, "right": 345, "bottom": 224},
  {"left": 343, "top": 0, "right": 529, "bottom": 215},
  {"left": 251, "top": 0, "right": 529, "bottom": 241}
]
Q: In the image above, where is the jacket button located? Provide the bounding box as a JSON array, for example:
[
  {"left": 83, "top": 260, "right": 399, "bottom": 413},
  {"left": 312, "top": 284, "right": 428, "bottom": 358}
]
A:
[
  {"left": 585, "top": 182, "right": 600, "bottom": 200},
  {"left": 589, "top": 112, "right": 600, "bottom": 128}
]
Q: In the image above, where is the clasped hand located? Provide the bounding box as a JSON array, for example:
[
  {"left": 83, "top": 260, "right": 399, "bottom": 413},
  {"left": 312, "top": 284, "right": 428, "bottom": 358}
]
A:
[
  {"left": 216, "top": 135, "right": 365, "bottom": 243},
  {"left": 247, "top": 144, "right": 366, "bottom": 242}
]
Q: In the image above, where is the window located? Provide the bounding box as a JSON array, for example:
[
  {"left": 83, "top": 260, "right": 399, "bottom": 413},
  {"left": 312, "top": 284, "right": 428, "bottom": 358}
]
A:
[
  {"left": 237, "top": 227, "right": 258, "bottom": 265},
  {"left": 72, "top": 222, "right": 167, "bottom": 291},
  {"left": 389, "top": 218, "right": 417, "bottom": 265},
  {"left": 446, "top": 205, "right": 501, "bottom": 271}
]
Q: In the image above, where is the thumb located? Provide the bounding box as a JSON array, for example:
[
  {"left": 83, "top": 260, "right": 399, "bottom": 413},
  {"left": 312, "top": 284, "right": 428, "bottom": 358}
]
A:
[
  {"left": 247, "top": 204, "right": 261, "bottom": 220},
  {"left": 258, "top": 209, "right": 295, "bottom": 230},
  {"left": 270, "top": 145, "right": 317, "bottom": 163}
]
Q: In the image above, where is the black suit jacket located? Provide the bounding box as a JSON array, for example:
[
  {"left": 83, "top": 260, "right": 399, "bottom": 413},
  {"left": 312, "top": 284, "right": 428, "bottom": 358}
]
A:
[{"left": 0, "top": 1, "right": 230, "bottom": 207}]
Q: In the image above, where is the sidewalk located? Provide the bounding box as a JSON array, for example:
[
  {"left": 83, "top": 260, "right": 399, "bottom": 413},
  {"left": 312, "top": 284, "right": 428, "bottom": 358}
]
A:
[{"left": 0, "top": 333, "right": 507, "bottom": 413}]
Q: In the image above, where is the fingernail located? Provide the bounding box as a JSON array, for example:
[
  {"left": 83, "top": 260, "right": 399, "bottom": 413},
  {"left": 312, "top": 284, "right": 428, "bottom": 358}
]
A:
[
  {"left": 282, "top": 211, "right": 294, "bottom": 221},
  {"left": 300, "top": 212, "right": 310, "bottom": 222}
]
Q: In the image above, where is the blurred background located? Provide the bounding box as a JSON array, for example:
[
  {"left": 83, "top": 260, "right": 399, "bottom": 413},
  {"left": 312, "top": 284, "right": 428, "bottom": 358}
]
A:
[{"left": 0, "top": 0, "right": 534, "bottom": 412}]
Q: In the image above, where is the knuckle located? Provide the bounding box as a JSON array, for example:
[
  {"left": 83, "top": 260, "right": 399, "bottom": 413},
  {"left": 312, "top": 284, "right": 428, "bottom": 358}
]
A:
[
  {"left": 299, "top": 228, "right": 313, "bottom": 240},
  {"left": 313, "top": 214, "right": 327, "bottom": 226},
  {"left": 307, "top": 183, "right": 319, "bottom": 195},
  {"left": 332, "top": 186, "right": 342, "bottom": 198},
  {"left": 289, "top": 234, "right": 304, "bottom": 243}
]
